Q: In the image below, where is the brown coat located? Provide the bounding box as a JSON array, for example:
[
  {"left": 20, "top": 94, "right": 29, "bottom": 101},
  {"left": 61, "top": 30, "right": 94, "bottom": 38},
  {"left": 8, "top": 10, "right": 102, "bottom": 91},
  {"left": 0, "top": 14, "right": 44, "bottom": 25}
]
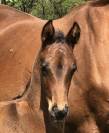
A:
[
  {"left": 54, "top": 0, "right": 109, "bottom": 132},
  {"left": 0, "top": 4, "right": 46, "bottom": 101},
  {"left": 0, "top": 4, "right": 46, "bottom": 133},
  {"left": 0, "top": 4, "right": 65, "bottom": 133},
  {"left": 1, "top": 0, "right": 109, "bottom": 132}
]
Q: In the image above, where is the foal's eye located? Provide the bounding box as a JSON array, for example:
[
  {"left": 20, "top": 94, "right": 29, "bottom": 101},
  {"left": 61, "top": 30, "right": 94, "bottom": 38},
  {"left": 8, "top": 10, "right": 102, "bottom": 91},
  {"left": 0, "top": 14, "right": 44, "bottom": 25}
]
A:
[
  {"left": 69, "top": 64, "right": 77, "bottom": 78},
  {"left": 40, "top": 63, "right": 49, "bottom": 76},
  {"left": 72, "top": 64, "right": 77, "bottom": 72},
  {"left": 41, "top": 66, "right": 48, "bottom": 75},
  {"left": 65, "top": 64, "right": 77, "bottom": 86}
]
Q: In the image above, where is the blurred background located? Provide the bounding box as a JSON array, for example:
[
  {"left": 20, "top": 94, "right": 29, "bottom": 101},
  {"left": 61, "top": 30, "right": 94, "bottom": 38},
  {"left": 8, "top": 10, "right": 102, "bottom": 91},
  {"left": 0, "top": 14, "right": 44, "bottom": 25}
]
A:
[{"left": 0, "top": 0, "right": 85, "bottom": 19}]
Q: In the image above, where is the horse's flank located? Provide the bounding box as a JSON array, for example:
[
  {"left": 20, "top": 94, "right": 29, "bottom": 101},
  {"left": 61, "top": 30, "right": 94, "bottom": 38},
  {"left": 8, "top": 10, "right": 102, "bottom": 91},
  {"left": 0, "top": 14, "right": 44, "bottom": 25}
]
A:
[{"left": 0, "top": 4, "right": 46, "bottom": 101}]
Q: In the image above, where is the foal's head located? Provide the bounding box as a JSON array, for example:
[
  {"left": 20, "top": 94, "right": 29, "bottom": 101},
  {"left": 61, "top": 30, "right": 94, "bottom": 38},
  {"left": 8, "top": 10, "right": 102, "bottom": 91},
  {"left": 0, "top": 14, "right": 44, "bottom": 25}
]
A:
[{"left": 38, "top": 21, "right": 80, "bottom": 121}]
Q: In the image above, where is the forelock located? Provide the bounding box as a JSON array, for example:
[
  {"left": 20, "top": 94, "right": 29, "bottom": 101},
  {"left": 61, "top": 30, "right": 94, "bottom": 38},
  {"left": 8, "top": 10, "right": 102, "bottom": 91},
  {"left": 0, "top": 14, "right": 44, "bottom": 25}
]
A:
[{"left": 54, "top": 31, "right": 65, "bottom": 43}]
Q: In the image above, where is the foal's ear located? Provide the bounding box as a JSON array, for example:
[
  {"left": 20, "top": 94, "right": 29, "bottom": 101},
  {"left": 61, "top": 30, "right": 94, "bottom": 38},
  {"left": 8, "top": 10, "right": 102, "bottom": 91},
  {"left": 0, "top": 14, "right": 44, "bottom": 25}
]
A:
[
  {"left": 66, "top": 22, "right": 80, "bottom": 48},
  {"left": 41, "top": 20, "right": 55, "bottom": 48}
]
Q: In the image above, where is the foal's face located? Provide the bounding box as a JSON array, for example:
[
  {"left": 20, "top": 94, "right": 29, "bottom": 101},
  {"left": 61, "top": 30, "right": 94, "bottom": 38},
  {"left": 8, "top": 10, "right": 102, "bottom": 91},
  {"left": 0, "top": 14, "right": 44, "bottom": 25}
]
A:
[
  {"left": 39, "top": 21, "right": 80, "bottom": 121},
  {"left": 40, "top": 44, "right": 76, "bottom": 118}
]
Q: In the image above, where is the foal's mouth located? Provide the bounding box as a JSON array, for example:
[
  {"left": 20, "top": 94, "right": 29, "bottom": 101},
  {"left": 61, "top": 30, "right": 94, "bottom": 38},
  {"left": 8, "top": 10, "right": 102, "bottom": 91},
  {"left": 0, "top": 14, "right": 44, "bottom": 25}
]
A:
[{"left": 50, "top": 114, "right": 66, "bottom": 123}]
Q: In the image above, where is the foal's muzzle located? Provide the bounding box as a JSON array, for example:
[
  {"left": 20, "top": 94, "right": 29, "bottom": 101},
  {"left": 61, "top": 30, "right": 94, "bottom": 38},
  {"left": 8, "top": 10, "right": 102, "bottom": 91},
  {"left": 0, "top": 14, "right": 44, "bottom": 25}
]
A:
[{"left": 50, "top": 105, "right": 68, "bottom": 121}]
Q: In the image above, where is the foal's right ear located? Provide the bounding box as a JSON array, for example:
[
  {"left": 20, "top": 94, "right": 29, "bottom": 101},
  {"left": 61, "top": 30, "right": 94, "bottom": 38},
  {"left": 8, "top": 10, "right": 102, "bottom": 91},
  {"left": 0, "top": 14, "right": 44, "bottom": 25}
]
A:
[
  {"left": 66, "top": 22, "right": 80, "bottom": 48},
  {"left": 41, "top": 20, "right": 55, "bottom": 49}
]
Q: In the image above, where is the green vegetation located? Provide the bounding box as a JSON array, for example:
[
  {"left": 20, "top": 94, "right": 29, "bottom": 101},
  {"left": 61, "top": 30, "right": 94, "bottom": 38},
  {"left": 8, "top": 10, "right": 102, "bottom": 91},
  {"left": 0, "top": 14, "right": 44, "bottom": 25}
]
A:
[{"left": 1, "top": 0, "right": 85, "bottom": 19}]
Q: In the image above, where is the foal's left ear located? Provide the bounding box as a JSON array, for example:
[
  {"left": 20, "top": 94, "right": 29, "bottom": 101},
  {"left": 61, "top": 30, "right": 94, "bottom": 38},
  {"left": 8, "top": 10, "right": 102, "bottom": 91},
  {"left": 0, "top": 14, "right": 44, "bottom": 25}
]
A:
[
  {"left": 66, "top": 22, "right": 80, "bottom": 48},
  {"left": 41, "top": 20, "right": 55, "bottom": 49}
]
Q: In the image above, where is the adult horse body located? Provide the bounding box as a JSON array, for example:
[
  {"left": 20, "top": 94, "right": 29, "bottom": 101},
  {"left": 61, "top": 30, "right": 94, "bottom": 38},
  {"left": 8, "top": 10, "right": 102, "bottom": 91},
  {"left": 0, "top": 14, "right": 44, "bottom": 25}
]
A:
[
  {"left": 0, "top": 4, "right": 46, "bottom": 101},
  {"left": 0, "top": 5, "right": 45, "bottom": 101},
  {"left": 55, "top": 0, "right": 109, "bottom": 132},
  {"left": 0, "top": 4, "right": 46, "bottom": 133}
]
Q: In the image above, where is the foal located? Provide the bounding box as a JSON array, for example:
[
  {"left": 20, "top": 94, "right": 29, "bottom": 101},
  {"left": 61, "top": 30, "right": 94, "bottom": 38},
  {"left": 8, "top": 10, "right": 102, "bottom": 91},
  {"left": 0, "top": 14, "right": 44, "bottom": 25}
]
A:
[{"left": 30, "top": 20, "right": 80, "bottom": 132}]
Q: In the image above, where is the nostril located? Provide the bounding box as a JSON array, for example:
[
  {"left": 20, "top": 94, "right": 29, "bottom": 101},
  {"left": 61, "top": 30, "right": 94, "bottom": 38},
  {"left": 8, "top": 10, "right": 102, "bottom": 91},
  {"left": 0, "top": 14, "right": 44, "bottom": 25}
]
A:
[
  {"left": 56, "top": 107, "right": 68, "bottom": 120},
  {"left": 55, "top": 110, "right": 68, "bottom": 120},
  {"left": 52, "top": 105, "right": 58, "bottom": 112},
  {"left": 64, "top": 105, "right": 69, "bottom": 113},
  {"left": 59, "top": 110, "right": 67, "bottom": 117}
]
